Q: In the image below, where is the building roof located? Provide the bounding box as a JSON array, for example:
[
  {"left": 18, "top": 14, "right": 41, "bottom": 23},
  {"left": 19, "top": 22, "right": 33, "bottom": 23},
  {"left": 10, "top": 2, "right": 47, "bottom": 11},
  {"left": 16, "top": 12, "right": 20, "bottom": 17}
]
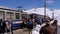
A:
[
  {"left": 0, "top": 6, "right": 18, "bottom": 11},
  {"left": 0, "top": 6, "right": 17, "bottom": 10}
]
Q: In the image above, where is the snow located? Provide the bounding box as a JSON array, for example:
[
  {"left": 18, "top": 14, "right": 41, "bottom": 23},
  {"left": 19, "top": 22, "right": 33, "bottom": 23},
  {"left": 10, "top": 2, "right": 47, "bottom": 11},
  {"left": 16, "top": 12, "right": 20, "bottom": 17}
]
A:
[{"left": 24, "top": 7, "right": 60, "bottom": 25}]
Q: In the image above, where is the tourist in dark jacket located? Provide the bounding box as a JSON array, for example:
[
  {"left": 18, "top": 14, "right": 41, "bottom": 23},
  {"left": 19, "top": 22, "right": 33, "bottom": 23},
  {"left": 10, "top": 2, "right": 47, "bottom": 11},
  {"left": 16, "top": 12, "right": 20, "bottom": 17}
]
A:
[
  {"left": 51, "top": 20, "right": 58, "bottom": 34},
  {"left": 40, "top": 19, "right": 54, "bottom": 34},
  {"left": 27, "top": 19, "right": 33, "bottom": 29},
  {"left": 0, "top": 19, "right": 3, "bottom": 34},
  {"left": 0, "top": 19, "right": 7, "bottom": 34},
  {"left": 1, "top": 21, "right": 7, "bottom": 34}
]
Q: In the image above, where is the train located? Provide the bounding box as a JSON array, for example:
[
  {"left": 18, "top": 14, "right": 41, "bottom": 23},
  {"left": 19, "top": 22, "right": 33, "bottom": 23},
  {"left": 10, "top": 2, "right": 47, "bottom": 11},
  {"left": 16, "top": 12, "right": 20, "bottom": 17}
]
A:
[
  {"left": 3, "top": 20, "right": 23, "bottom": 31},
  {"left": 2, "top": 13, "right": 53, "bottom": 32}
]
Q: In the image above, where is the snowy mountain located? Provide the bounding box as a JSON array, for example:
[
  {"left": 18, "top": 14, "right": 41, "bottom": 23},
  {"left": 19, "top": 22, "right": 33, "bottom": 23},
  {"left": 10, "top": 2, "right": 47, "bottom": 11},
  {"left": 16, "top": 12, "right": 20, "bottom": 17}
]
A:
[{"left": 24, "top": 7, "right": 60, "bottom": 25}]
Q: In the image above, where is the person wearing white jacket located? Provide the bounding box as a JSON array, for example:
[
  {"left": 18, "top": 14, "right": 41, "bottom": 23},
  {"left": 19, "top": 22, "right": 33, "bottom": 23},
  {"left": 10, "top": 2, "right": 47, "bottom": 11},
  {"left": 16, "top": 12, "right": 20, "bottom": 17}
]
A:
[{"left": 32, "top": 21, "right": 41, "bottom": 34}]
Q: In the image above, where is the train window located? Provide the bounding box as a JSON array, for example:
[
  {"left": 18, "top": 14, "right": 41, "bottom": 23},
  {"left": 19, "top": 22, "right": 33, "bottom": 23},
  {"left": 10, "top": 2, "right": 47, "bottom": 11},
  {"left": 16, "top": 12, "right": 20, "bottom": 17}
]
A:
[
  {"left": 16, "top": 13, "right": 20, "bottom": 19},
  {"left": 6, "top": 12, "right": 14, "bottom": 20},
  {"left": 0, "top": 11, "right": 4, "bottom": 19},
  {"left": 21, "top": 14, "right": 25, "bottom": 19}
]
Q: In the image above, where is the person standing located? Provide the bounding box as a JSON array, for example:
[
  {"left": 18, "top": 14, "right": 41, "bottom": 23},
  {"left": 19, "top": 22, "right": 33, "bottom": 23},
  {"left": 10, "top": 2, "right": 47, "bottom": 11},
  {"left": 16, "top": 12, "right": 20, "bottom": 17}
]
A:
[
  {"left": 51, "top": 20, "right": 58, "bottom": 34},
  {"left": 32, "top": 20, "right": 41, "bottom": 34},
  {"left": 23, "top": 18, "right": 27, "bottom": 28},
  {"left": 27, "top": 19, "right": 33, "bottom": 34},
  {"left": 1, "top": 20, "right": 7, "bottom": 34},
  {"left": 0, "top": 19, "right": 3, "bottom": 34},
  {"left": 35, "top": 17, "right": 41, "bottom": 25},
  {"left": 27, "top": 19, "right": 33, "bottom": 30},
  {"left": 40, "top": 19, "right": 54, "bottom": 34}
]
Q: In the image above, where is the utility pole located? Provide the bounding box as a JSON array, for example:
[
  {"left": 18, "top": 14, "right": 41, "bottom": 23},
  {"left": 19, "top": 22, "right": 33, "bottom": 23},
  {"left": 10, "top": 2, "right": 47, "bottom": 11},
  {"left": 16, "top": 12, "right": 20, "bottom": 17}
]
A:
[
  {"left": 44, "top": 0, "right": 46, "bottom": 21},
  {"left": 52, "top": 10, "right": 54, "bottom": 20},
  {"left": 50, "top": 9, "right": 54, "bottom": 20}
]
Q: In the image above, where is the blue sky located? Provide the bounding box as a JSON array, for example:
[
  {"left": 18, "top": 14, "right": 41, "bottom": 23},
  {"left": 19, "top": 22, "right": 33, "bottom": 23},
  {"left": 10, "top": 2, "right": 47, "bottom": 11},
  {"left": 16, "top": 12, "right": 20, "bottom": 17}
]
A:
[{"left": 0, "top": 0, "right": 60, "bottom": 10}]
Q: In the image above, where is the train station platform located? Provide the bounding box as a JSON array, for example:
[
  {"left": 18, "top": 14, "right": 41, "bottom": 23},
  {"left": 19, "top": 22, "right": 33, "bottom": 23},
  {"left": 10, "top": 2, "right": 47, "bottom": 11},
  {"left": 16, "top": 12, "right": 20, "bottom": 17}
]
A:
[{"left": 7, "top": 28, "right": 31, "bottom": 34}]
